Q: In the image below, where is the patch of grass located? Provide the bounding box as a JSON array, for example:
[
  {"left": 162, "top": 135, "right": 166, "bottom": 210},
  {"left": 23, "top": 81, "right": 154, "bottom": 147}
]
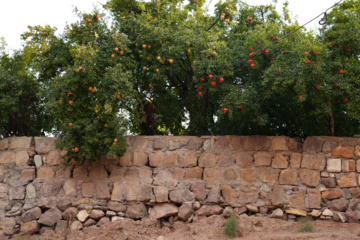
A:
[
  {"left": 224, "top": 213, "right": 238, "bottom": 238},
  {"left": 299, "top": 219, "right": 314, "bottom": 233}
]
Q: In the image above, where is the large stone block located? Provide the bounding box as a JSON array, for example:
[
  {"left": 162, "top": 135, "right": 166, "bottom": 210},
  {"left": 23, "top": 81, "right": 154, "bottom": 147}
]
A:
[
  {"left": 38, "top": 207, "right": 62, "bottom": 226},
  {"left": 149, "top": 151, "right": 164, "bottom": 167},
  {"left": 301, "top": 153, "right": 325, "bottom": 171},
  {"left": 34, "top": 137, "right": 57, "bottom": 154},
  {"left": 149, "top": 203, "right": 178, "bottom": 219},
  {"left": 223, "top": 168, "right": 237, "bottom": 180},
  {"left": 227, "top": 136, "right": 243, "bottom": 151},
  {"left": 243, "top": 136, "right": 271, "bottom": 151},
  {"left": 322, "top": 189, "right": 343, "bottom": 199},
  {"left": 111, "top": 182, "right": 126, "bottom": 201},
  {"left": 126, "top": 181, "right": 152, "bottom": 202},
  {"left": 95, "top": 182, "right": 110, "bottom": 200},
  {"left": 303, "top": 137, "right": 323, "bottom": 153},
  {"left": 239, "top": 168, "right": 257, "bottom": 182},
  {"left": 339, "top": 173, "right": 357, "bottom": 188},
  {"left": 271, "top": 153, "right": 289, "bottom": 169},
  {"left": 82, "top": 182, "right": 94, "bottom": 198},
  {"left": 238, "top": 191, "right": 258, "bottom": 204},
  {"left": 132, "top": 137, "right": 149, "bottom": 150},
  {"left": 342, "top": 160, "right": 355, "bottom": 172},
  {"left": 63, "top": 179, "right": 77, "bottom": 197},
  {"left": 330, "top": 198, "right": 349, "bottom": 211},
  {"left": 153, "top": 138, "right": 169, "bottom": 150},
  {"left": 0, "top": 218, "right": 16, "bottom": 230},
  {"left": 233, "top": 152, "right": 253, "bottom": 167},
  {"left": 198, "top": 152, "right": 216, "bottom": 167},
  {"left": 55, "top": 167, "right": 71, "bottom": 179},
  {"left": 15, "top": 151, "right": 29, "bottom": 166},
  {"left": 355, "top": 145, "right": 360, "bottom": 158},
  {"left": 290, "top": 153, "right": 302, "bottom": 169},
  {"left": 133, "top": 152, "right": 148, "bottom": 167},
  {"left": 125, "top": 204, "right": 148, "bottom": 219},
  {"left": 196, "top": 205, "right": 223, "bottom": 216},
  {"left": 0, "top": 139, "right": 8, "bottom": 151},
  {"left": 190, "top": 183, "right": 206, "bottom": 201},
  {"left": 288, "top": 191, "right": 305, "bottom": 210},
  {"left": 271, "top": 137, "right": 288, "bottom": 151},
  {"left": 279, "top": 169, "right": 297, "bottom": 185},
  {"left": 307, "top": 188, "right": 321, "bottom": 209},
  {"left": 46, "top": 151, "right": 62, "bottom": 166},
  {"left": 221, "top": 185, "right": 237, "bottom": 203},
  {"left": 260, "top": 167, "right": 280, "bottom": 183},
  {"left": 203, "top": 168, "right": 221, "bottom": 182},
  {"left": 153, "top": 169, "right": 178, "bottom": 188},
  {"left": 331, "top": 145, "right": 354, "bottom": 159},
  {"left": 22, "top": 207, "right": 42, "bottom": 223},
  {"left": 185, "top": 167, "right": 203, "bottom": 180},
  {"left": 20, "top": 220, "right": 40, "bottom": 234},
  {"left": 327, "top": 158, "right": 342, "bottom": 172},
  {"left": 21, "top": 168, "right": 35, "bottom": 182},
  {"left": 154, "top": 186, "right": 169, "bottom": 203},
  {"left": 213, "top": 137, "right": 230, "bottom": 153},
  {"left": 321, "top": 178, "right": 336, "bottom": 188},
  {"left": 9, "top": 136, "right": 32, "bottom": 149},
  {"left": 271, "top": 185, "right": 285, "bottom": 207},
  {"left": 9, "top": 186, "right": 25, "bottom": 200},
  {"left": 88, "top": 165, "right": 108, "bottom": 178},
  {"left": 0, "top": 151, "right": 16, "bottom": 164},
  {"left": 73, "top": 167, "right": 88, "bottom": 179},
  {"left": 178, "top": 202, "right": 194, "bottom": 221},
  {"left": 217, "top": 155, "right": 235, "bottom": 167},
  {"left": 119, "top": 152, "right": 132, "bottom": 167},
  {"left": 37, "top": 167, "right": 55, "bottom": 179},
  {"left": 184, "top": 136, "right": 203, "bottom": 151},
  {"left": 254, "top": 152, "right": 272, "bottom": 166},
  {"left": 206, "top": 185, "right": 221, "bottom": 203},
  {"left": 164, "top": 152, "right": 178, "bottom": 167},
  {"left": 299, "top": 169, "right": 320, "bottom": 187},
  {"left": 169, "top": 187, "right": 193, "bottom": 204},
  {"left": 178, "top": 152, "right": 198, "bottom": 168}
]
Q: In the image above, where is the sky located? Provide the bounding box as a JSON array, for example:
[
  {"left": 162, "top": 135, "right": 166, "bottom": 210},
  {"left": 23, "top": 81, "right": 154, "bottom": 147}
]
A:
[{"left": 0, "top": 0, "right": 342, "bottom": 53}]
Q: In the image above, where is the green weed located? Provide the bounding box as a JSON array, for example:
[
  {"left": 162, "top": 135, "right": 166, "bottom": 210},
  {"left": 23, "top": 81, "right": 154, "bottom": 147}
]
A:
[{"left": 224, "top": 213, "right": 238, "bottom": 238}]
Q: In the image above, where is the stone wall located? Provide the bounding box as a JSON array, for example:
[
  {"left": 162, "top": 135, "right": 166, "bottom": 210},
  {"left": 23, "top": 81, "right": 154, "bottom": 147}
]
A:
[{"left": 1, "top": 135, "right": 360, "bottom": 237}]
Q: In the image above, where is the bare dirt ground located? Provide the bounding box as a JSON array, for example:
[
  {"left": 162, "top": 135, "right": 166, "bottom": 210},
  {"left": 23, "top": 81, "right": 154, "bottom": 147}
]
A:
[{"left": 12, "top": 215, "right": 360, "bottom": 240}]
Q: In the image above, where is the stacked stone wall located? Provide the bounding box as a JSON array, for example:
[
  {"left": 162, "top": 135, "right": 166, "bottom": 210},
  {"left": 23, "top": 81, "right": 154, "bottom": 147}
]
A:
[{"left": 1, "top": 135, "right": 360, "bottom": 237}]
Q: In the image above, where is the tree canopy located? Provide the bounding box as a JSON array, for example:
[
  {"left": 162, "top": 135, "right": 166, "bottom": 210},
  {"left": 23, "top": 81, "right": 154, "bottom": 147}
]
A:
[{"left": 1, "top": 0, "right": 360, "bottom": 163}]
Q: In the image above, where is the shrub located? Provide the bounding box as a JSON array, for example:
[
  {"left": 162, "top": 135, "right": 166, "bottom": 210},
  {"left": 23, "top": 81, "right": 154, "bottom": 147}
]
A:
[{"left": 224, "top": 213, "right": 238, "bottom": 238}]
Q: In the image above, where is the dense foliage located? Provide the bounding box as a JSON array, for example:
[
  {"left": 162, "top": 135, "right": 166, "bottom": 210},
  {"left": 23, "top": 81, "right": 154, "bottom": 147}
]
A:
[{"left": 1, "top": 0, "right": 359, "bottom": 163}]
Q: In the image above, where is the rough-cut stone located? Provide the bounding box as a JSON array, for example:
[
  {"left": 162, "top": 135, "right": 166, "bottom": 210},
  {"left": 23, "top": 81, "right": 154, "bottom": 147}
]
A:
[
  {"left": 125, "top": 204, "right": 148, "bottom": 219},
  {"left": 70, "top": 221, "right": 83, "bottom": 231},
  {"left": 10, "top": 137, "right": 32, "bottom": 149},
  {"left": 260, "top": 168, "right": 280, "bottom": 183},
  {"left": 153, "top": 169, "right": 178, "bottom": 188},
  {"left": 356, "top": 145, "right": 360, "bottom": 158},
  {"left": 246, "top": 205, "right": 258, "bottom": 213},
  {"left": 254, "top": 152, "right": 272, "bottom": 167},
  {"left": 213, "top": 137, "right": 230, "bottom": 153},
  {"left": 303, "top": 137, "right": 323, "bottom": 153},
  {"left": 46, "top": 151, "right": 61, "bottom": 165},
  {"left": 0, "top": 151, "right": 15, "bottom": 164},
  {"left": 149, "top": 151, "right": 164, "bottom": 167},
  {"left": 82, "top": 182, "right": 94, "bottom": 198},
  {"left": 233, "top": 152, "right": 253, "bottom": 167},
  {"left": 190, "top": 183, "right": 207, "bottom": 201},
  {"left": 288, "top": 191, "right": 305, "bottom": 210},
  {"left": 198, "top": 152, "right": 216, "bottom": 168},
  {"left": 88, "top": 165, "right": 108, "bottom": 178},
  {"left": 35, "top": 137, "right": 57, "bottom": 154},
  {"left": 107, "top": 202, "right": 126, "bottom": 212},
  {"left": 83, "top": 219, "right": 96, "bottom": 227},
  {"left": 259, "top": 191, "right": 272, "bottom": 206},
  {"left": 119, "top": 152, "right": 132, "bottom": 167},
  {"left": 0, "top": 139, "right": 8, "bottom": 151},
  {"left": 154, "top": 186, "right": 169, "bottom": 203},
  {"left": 238, "top": 191, "right": 258, "bottom": 204},
  {"left": 109, "top": 168, "right": 126, "bottom": 180},
  {"left": 345, "top": 210, "right": 359, "bottom": 223},
  {"left": 149, "top": 203, "right": 178, "bottom": 219},
  {"left": 34, "top": 155, "right": 42, "bottom": 168},
  {"left": 97, "top": 217, "right": 111, "bottom": 226},
  {"left": 62, "top": 207, "right": 78, "bottom": 221},
  {"left": 227, "top": 136, "right": 243, "bottom": 150},
  {"left": 311, "top": 209, "right": 322, "bottom": 217},
  {"left": 77, "top": 210, "right": 90, "bottom": 222},
  {"left": 0, "top": 218, "right": 16, "bottom": 230},
  {"left": 223, "top": 168, "right": 237, "bottom": 180},
  {"left": 307, "top": 189, "right": 321, "bottom": 209},
  {"left": 332, "top": 145, "right": 355, "bottom": 159},
  {"left": 57, "top": 199, "right": 72, "bottom": 211},
  {"left": 9, "top": 186, "right": 25, "bottom": 200},
  {"left": 331, "top": 198, "right": 349, "bottom": 211},
  {"left": 271, "top": 137, "right": 288, "bottom": 151},
  {"left": 21, "top": 169, "right": 35, "bottom": 182},
  {"left": 342, "top": 160, "right": 355, "bottom": 172},
  {"left": 196, "top": 205, "right": 223, "bottom": 216},
  {"left": 178, "top": 152, "right": 197, "bottom": 168},
  {"left": 322, "top": 189, "right": 343, "bottom": 199},
  {"left": 322, "top": 209, "right": 334, "bottom": 217},
  {"left": 321, "top": 178, "right": 336, "bottom": 188},
  {"left": 164, "top": 152, "right": 178, "bottom": 167},
  {"left": 95, "top": 182, "right": 110, "bottom": 200},
  {"left": 339, "top": 173, "right": 357, "bottom": 188},
  {"left": 56, "top": 167, "right": 71, "bottom": 178},
  {"left": 133, "top": 152, "right": 148, "bottom": 167},
  {"left": 221, "top": 185, "right": 237, "bottom": 203},
  {"left": 299, "top": 169, "right": 320, "bottom": 187},
  {"left": 178, "top": 203, "right": 194, "bottom": 221},
  {"left": 239, "top": 168, "right": 257, "bottom": 182},
  {"left": 206, "top": 186, "right": 221, "bottom": 203},
  {"left": 15, "top": 151, "right": 29, "bottom": 166},
  {"left": 327, "top": 158, "right": 342, "bottom": 172},
  {"left": 286, "top": 209, "right": 307, "bottom": 216},
  {"left": 290, "top": 153, "right": 302, "bottom": 169},
  {"left": 272, "top": 153, "right": 289, "bottom": 169},
  {"left": 243, "top": 136, "right": 271, "bottom": 151},
  {"left": 89, "top": 210, "right": 105, "bottom": 219},
  {"left": 203, "top": 168, "right": 221, "bottom": 182},
  {"left": 271, "top": 185, "right": 285, "bottom": 207},
  {"left": 25, "top": 183, "right": 36, "bottom": 199},
  {"left": 37, "top": 167, "right": 55, "bottom": 179},
  {"left": 279, "top": 169, "right": 297, "bottom": 185},
  {"left": 20, "top": 221, "right": 40, "bottom": 235},
  {"left": 217, "top": 155, "right": 235, "bottom": 167},
  {"left": 170, "top": 187, "right": 193, "bottom": 204},
  {"left": 63, "top": 179, "right": 77, "bottom": 197},
  {"left": 153, "top": 138, "right": 169, "bottom": 150},
  {"left": 22, "top": 207, "right": 42, "bottom": 223},
  {"left": 301, "top": 153, "right": 325, "bottom": 171},
  {"left": 111, "top": 182, "right": 125, "bottom": 202},
  {"left": 73, "top": 167, "right": 88, "bottom": 179},
  {"left": 185, "top": 167, "right": 203, "bottom": 180},
  {"left": 38, "top": 207, "right": 62, "bottom": 226},
  {"left": 132, "top": 137, "right": 149, "bottom": 149},
  {"left": 270, "top": 208, "right": 283, "bottom": 218}
]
